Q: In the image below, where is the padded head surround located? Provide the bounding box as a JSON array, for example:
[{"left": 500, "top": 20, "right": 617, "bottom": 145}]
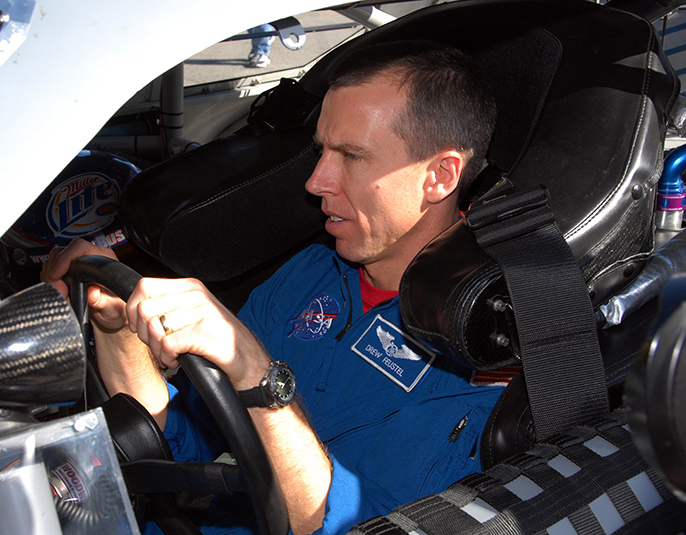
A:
[{"left": 396, "top": 0, "right": 679, "bottom": 369}]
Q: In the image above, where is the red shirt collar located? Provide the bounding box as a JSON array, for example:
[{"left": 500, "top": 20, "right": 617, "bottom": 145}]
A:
[{"left": 359, "top": 269, "right": 398, "bottom": 314}]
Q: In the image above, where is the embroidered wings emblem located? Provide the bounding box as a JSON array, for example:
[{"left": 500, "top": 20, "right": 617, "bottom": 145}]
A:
[{"left": 376, "top": 326, "right": 422, "bottom": 360}]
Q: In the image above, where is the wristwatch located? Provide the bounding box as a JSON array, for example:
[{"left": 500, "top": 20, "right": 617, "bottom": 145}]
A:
[{"left": 238, "top": 361, "right": 296, "bottom": 408}]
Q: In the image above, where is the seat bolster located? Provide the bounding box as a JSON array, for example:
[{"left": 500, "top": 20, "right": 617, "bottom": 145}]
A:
[
  {"left": 101, "top": 392, "right": 173, "bottom": 463},
  {"left": 479, "top": 372, "right": 534, "bottom": 470}
]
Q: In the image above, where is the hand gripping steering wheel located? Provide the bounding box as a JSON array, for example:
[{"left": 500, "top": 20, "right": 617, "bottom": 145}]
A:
[{"left": 67, "top": 256, "right": 289, "bottom": 535}]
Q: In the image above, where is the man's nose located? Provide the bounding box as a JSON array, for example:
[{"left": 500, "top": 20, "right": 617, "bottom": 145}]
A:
[{"left": 305, "top": 154, "right": 337, "bottom": 197}]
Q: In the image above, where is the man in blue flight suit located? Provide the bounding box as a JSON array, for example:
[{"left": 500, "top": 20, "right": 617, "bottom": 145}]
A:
[{"left": 43, "top": 41, "right": 500, "bottom": 535}]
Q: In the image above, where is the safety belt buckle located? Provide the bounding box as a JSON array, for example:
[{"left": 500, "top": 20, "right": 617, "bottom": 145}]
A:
[{"left": 466, "top": 185, "right": 551, "bottom": 231}]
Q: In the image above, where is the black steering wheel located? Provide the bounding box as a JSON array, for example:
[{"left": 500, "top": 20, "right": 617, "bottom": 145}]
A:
[{"left": 67, "top": 255, "right": 289, "bottom": 535}]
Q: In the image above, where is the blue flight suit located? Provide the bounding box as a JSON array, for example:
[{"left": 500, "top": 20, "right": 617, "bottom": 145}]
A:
[{"left": 158, "top": 244, "right": 504, "bottom": 535}]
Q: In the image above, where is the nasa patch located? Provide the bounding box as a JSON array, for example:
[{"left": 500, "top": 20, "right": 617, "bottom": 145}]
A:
[
  {"left": 289, "top": 293, "right": 340, "bottom": 341},
  {"left": 352, "top": 314, "right": 435, "bottom": 392}
]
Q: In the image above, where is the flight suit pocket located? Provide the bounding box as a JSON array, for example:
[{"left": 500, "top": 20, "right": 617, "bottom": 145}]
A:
[{"left": 418, "top": 406, "right": 488, "bottom": 497}]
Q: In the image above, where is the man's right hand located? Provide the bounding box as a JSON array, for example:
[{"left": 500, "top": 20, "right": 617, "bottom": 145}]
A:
[
  {"left": 40, "top": 238, "right": 128, "bottom": 333},
  {"left": 41, "top": 238, "right": 171, "bottom": 429}
]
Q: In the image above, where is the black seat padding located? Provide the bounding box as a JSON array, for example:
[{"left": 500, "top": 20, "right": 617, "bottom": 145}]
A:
[
  {"left": 120, "top": 125, "right": 323, "bottom": 282},
  {"left": 397, "top": 0, "right": 678, "bottom": 370},
  {"left": 395, "top": 0, "right": 678, "bottom": 468},
  {"left": 482, "top": 294, "right": 659, "bottom": 469},
  {"left": 101, "top": 392, "right": 173, "bottom": 463}
]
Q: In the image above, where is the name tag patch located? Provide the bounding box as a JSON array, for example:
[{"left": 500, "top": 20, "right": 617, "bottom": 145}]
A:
[{"left": 352, "top": 315, "right": 435, "bottom": 392}]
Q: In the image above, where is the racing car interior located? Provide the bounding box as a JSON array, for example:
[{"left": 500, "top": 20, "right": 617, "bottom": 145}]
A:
[{"left": 3, "top": 0, "right": 686, "bottom": 533}]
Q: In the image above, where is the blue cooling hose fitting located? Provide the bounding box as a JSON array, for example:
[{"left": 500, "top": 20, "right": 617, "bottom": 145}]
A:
[{"left": 657, "top": 144, "right": 686, "bottom": 230}]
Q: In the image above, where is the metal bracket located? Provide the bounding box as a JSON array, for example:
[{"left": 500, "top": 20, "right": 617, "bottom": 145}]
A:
[{"left": 271, "top": 16, "right": 306, "bottom": 51}]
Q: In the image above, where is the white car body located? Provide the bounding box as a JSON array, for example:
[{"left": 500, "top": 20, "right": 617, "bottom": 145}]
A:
[{"left": 0, "top": 0, "right": 331, "bottom": 235}]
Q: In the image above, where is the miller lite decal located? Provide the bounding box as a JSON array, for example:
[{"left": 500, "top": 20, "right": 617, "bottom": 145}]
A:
[{"left": 46, "top": 173, "right": 120, "bottom": 239}]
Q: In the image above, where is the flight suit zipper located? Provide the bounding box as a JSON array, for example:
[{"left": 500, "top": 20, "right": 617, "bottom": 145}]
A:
[
  {"left": 334, "top": 269, "right": 353, "bottom": 341},
  {"left": 318, "top": 259, "right": 398, "bottom": 392}
]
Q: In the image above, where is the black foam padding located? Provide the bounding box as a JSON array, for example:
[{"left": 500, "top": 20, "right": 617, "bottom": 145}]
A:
[
  {"left": 101, "top": 393, "right": 173, "bottom": 462},
  {"left": 159, "top": 138, "right": 322, "bottom": 280},
  {"left": 121, "top": 127, "right": 323, "bottom": 281}
]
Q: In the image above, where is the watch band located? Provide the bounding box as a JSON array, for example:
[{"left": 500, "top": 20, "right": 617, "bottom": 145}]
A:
[{"left": 238, "top": 383, "right": 273, "bottom": 408}]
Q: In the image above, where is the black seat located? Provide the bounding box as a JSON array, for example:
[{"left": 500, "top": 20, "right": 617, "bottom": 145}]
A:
[
  {"left": 343, "top": 1, "right": 686, "bottom": 533},
  {"left": 393, "top": 0, "right": 677, "bottom": 464},
  {"left": 117, "top": 0, "right": 685, "bottom": 532}
]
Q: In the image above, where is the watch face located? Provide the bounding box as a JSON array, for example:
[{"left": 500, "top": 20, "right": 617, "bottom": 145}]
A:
[{"left": 272, "top": 367, "right": 295, "bottom": 405}]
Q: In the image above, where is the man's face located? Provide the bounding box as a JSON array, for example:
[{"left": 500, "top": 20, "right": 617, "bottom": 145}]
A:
[{"left": 305, "top": 75, "right": 433, "bottom": 271}]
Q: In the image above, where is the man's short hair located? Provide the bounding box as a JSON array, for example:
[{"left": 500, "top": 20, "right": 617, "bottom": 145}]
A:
[{"left": 328, "top": 41, "right": 497, "bottom": 203}]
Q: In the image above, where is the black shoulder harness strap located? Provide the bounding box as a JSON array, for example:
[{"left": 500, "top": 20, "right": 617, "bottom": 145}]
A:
[{"left": 466, "top": 186, "right": 609, "bottom": 440}]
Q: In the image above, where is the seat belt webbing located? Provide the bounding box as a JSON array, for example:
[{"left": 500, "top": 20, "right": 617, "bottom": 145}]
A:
[{"left": 466, "top": 186, "right": 609, "bottom": 439}]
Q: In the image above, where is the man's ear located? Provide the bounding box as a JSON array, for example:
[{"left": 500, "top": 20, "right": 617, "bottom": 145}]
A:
[{"left": 424, "top": 152, "right": 462, "bottom": 204}]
